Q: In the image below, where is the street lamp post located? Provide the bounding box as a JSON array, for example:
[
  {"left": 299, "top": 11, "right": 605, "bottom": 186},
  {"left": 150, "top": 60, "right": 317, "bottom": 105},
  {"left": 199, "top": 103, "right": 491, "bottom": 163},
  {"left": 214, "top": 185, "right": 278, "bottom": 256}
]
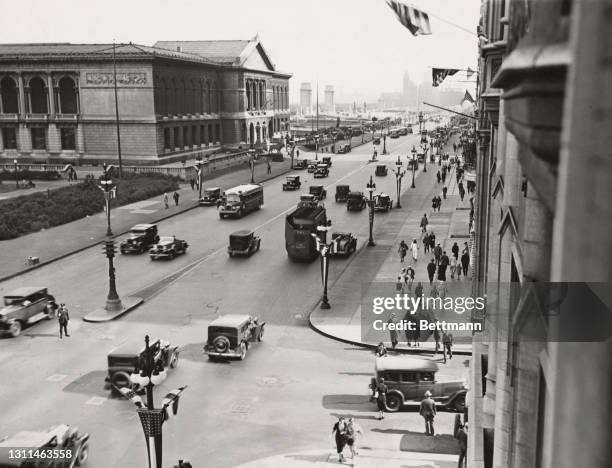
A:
[
  {"left": 195, "top": 160, "right": 204, "bottom": 200},
  {"left": 366, "top": 175, "right": 376, "bottom": 246},
  {"left": 393, "top": 156, "right": 405, "bottom": 209},
  {"left": 410, "top": 146, "right": 417, "bottom": 189},
  {"left": 103, "top": 239, "right": 123, "bottom": 312},
  {"left": 312, "top": 221, "right": 332, "bottom": 309},
  {"left": 13, "top": 159, "right": 18, "bottom": 189},
  {"left": 315, "top": 136, "right": 319, "bottom": 161},
  {"left": 422, "top": 141, "right": 428, "bottom": 173},
  {"left": 100, "top": 163, "right": 115, "bottom": 237}
]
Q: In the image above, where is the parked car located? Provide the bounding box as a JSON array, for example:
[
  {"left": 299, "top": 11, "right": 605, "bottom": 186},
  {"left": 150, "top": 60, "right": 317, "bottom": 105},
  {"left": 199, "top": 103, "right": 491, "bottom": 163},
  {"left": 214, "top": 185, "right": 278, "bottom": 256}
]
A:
[
  {"left": 228, "top": 230, "right": 261, "bottom": 257},
  {"left": 0, "top": 424, "right": 90, "bottom": 467},
  {"left": 105, "top": 338, "right": 179, "bottom": 393},
  {"left": 374, "top": 193, "right": 393, "bottom": 212},
  {"left": 120, "top": 223, "right": 159, "bottom": 254},
  {"left": 390, "top": 131, "right": 400, "bottom": 139},
  {"left": 373, "top": 137, "right": 381, "bottom": 145},
  {"left": 0, "top": 287, "right": 56, "bottom": 338},
  {"left": 313, "top": 164, "right": 329, "bottom": 178},
  {"left": 204, "top": 314, "right": 265, "bottom": 361},
  {"left": 346, "top": 191, "right": 366, "bottom": 211},
  {"left": 369, "top": 356, "right": 466, "bottom": 412},
  {"left": 199, "top": 187, "right": 221, "bottom": 206},
  {"left": 375, "top": 165, "right": 388, "bottom": 176},
  {"left": 282, "top": 175, "right": 301, "bottom": 191},
  {"left": 294, "top": 159, "right": 308, "bottom": 170},
  {"left": 322, "top": 156, "right": 332, "bottom": 167},
  {"left": 335, "top": 185, "right": 350, "bottom": 203},
  {"left": 309, "top": 185, "right": 327, "bottom": 201},
  {"left": 307, "top": 162, "right": 317, "bottom": 173},
  {"left": 337, "top": 144, "right": 351, "bottom": 154},
  {"left": 149, "top": 236, "right": 188, "bottom": 260},
  {"left": 330, "top": 232, "right": 357, "bottom": 257}
]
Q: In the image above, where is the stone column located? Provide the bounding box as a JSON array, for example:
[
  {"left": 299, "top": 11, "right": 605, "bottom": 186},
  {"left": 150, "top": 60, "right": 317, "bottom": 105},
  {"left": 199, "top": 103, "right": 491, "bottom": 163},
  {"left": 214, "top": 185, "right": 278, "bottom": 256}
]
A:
[
  {"left": 17, "top": 74, "right": 26, "bottom": 115},
  {"left": 47, "top": 125, "right": 61, "bottom": 154},
  {"left": 168, "top": 126, "right": 175, "bottom": 150},
  {"left": 46, "top": 76, "right": 55, "bottom": 115},
  {"left": 0, "top": 127, "right": 4, "bottom": 152}
]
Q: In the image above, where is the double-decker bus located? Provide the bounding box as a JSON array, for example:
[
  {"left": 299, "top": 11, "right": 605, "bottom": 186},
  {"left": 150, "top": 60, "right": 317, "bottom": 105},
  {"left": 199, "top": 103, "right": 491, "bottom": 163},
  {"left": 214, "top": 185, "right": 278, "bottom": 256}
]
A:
[
  {"left": 218, "top": 184, "right": 264, "bottom": 219},
  {"left": 285, "top": 197, "right": 328, "bottom": 260}
]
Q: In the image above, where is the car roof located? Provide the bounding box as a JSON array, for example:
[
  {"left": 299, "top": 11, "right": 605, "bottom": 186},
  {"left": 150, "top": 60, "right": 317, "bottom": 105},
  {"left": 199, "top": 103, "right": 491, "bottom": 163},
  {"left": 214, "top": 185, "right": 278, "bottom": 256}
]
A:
[
  {"left": 3, "top": 286, "right": 46, "bottom": 297},
  {"left": 375, "top": 356, "right": 439, "bottom": 373},
  {"left": 310, "top": 184, "right": 323, "bottom": 188},
  {"left": 203, "top": 187, "right": 220, "bottom": 191},
  {"left": 348, "top": 191, "right": 364, "bottom": 196},
  {"left": 337, "top": 184, "right": 349, "bottom": 188},
  {"left": 109, "top": 339, "right": 160, "bottom": 356},
  {"left": 209, "top": 314, "right": 252, "bottom": 327},
  {"left": 0, "top": 430, "right": 55, "bottom": 449},
  {"left": 131, "top": 224, "right": 156, "bottom": 230},
  {"left": 376, "top": 164, "right": 386, "bottom": 168},
  {"left": 230, "top": 230, "right": 253, "bottom": 238}
]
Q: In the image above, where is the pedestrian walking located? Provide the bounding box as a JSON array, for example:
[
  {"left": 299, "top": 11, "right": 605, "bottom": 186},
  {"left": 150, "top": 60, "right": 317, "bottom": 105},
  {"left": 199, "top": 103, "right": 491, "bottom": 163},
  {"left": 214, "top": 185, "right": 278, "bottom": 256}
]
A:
[
  {"left": 442, "top": 331, "right": 453, "bottom": 363},
  {"left": 434, "top": 244, "right": 442, "bottom": 266},
  {"left": 427, "top": 259, "right": 437, "bottom": 285},
  {"left": 163, "top": 192, "right": 169, "bottom": 209},
  {"left": 173, "top": 191, "right": 180, "bottom": 206},
  {"left": 375, "top": 378, "right": 388, "bottom": 420},
  {"left": 332, "top": 417, "right": 348, "bottom": 462},
  {"left": 436, "top": 171, "right": 441, "bottom": 184},
  {"left": 406, "top": 266, "right": 415, "bottom": 289},
  {"left": 414, "top": 282, "right": 423, "bottom": 299},
  {"left": 456, "top": 422, "right": 468, "bottom": 468},
  {"left": 58, "top": 304, "right": 69, "bottom": 338},
  {"left": 387, "top": 313, "right": 399, "bottom": 349},
  {"left": 266, "top": 158, "right": 272, "bottom": 175},
  {"left": 461, "top": 251, "right": 470, "bottom": 277},
  {"left": 423, "top": 233, "right": 430, "bottom": 253},
  {"left": 442, "top": 185, "right": 448, "bottom": 199},
  {"left": 398, "top": 240, "right": 408, "bottom": 262},
  {"left": 420, "top": 214, "right": 428, "bottom": 233},
  {"left": 410, "top": 239, "right": 419, "bottom": 261},
  {"left": 345, "top": 418, "right": 364, "bottom": 458},
  {"left": 451, "top": 242, "right": 459, "bottom": 260},
  {"left": 440, "top": 251, "right": 450, "bottom": 269},
  {"left": 453, "top": 142, "right": 457, "bottom": 153},
  {"left": 419, "top": 391, "right": 437, "bottom": 436},
  {"left": 437, "top": 262, "right": 447, "bottom": 282},
  {"left": 189, "top": 178, "right": 195, "bottom": 191},
  {"left": 430, "top": 283, "right": 439, "bottom": 299},
  {"left": 429, "top": 232, "right": 436, "bottom": 251},
  {"left": 433, "top": 328, "right": 441, "bottom": 355},
  {"left": 396, "top": 276, "right": 405, "bottom": 294},
  {"left": 459, "top": 185, "right": 465, "bottom": 202},
  {"left": 450, "top": 257, "right": 458, "bottom": 279}
]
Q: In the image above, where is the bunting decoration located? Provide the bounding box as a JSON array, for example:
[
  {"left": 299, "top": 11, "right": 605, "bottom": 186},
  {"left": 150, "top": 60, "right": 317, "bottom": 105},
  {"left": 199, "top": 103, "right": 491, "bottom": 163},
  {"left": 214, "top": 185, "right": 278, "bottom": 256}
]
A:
[
  {"left": 461, "top": 90, "right": 475, "bottom": 104},
  {"left": 386, "top": 0, "right": 432, "bottom": 36},
  {"left": 162, "top": 386, "right": 188, "bottom": 421},
  {"left": 432, "top": 68, "right": 459, "bottom": 87},
  {"left": 117, "top": 386, "right": 145, "bottom": 409}
]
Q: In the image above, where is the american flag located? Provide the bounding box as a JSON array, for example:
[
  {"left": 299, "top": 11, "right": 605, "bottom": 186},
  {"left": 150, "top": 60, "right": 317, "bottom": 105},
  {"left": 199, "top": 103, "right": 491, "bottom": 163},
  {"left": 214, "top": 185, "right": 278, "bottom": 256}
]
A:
[
  {"left": 117, "top": 386, "right": 145, "bottom": 409},
  {"left": 162, "top": 386, "right": 188, "bottom": 420},
  {"left": 432, "top": 68, "right": 460, "bottom": 87},
  {"left": 386, "top": 0, "right": 432, "bottom": 36},
  {"left": 461, "top": 90, "right": 475, "bottom": 104}
]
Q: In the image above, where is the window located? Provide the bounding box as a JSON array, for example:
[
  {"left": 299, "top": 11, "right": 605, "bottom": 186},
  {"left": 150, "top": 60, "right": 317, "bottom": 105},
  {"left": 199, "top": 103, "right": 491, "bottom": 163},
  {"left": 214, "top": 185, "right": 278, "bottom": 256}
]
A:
[
  {"left": 200, "top": 125, "right": 206, "bottom": 144},
  {"left": 60, "top": 127, "right": 76, "bottom": 150},
  {"left": 400, "top": 372, "right": 417, "bottom": 383},
  {"left": 383, "top": 372, "right": 400, "bottom": 382},
  {"left": 192, "top": 125, "right": 197, "bottom": 146},
  {"left": 164, "top": 128, "right": 171, "bottom": 150},
  {"left": 1, "top": 77, "right": 19, "bottom": 113},
  {"left": 29, "top": 77, "right": 48, "bottom": 114},
  {"left": 31, "top": 127, "right": 46, "bottom": 150},
  {"left": 2, "top": 127, "right": 17, "bottom": 149},
  {"left": 58, "top": 77, "right": 78, "bottom": 114},
  {"left": 420, "top": 372, "right": 435, "bottom": 382}
]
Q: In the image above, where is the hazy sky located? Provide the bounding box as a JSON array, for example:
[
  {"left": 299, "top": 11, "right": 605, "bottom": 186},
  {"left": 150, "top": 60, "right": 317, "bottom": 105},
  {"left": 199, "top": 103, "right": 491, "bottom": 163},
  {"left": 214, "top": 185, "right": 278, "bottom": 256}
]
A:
[{"left": 0, "top": 0, "right": 480, "bottom": 102}]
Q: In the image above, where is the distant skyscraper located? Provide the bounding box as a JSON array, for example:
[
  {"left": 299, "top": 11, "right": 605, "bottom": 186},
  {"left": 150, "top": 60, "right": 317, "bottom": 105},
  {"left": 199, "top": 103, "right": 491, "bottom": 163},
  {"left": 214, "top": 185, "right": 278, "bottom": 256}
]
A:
[
  {"left": 324, "top": 85, "right": 334, "bottom": 112},
  {"left": 300, "top": 82, "right": 312, "bottom": 114}
]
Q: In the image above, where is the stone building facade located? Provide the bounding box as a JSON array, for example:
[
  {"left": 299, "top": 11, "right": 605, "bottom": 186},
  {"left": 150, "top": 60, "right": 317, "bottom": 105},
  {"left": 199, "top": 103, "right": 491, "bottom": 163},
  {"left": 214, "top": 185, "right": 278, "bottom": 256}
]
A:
[
  {"left": 0, "top": 38, "right": 290, "bottom": 165},
  {"left": 468, "top": 1, "right": 611, "bottom": 468}
]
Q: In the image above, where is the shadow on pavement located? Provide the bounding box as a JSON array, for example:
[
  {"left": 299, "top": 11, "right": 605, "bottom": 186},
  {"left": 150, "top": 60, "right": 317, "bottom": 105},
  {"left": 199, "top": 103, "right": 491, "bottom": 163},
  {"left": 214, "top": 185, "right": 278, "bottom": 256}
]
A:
[
  {"left": 322, "top": 394, "right": 374, "bottom": 412},
  {"left": 62, "top": 370, "right": 108, "bottom": 397},
  {"left": 330, "top": 412, "right": 380, "bottom": 421}
]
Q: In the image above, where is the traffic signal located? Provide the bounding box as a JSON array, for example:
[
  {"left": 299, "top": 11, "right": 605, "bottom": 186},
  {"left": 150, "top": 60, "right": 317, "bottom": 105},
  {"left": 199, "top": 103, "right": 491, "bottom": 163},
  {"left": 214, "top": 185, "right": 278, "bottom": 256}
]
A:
[{"left": 103, "top": 240, "right": 117, "bottom": 258}]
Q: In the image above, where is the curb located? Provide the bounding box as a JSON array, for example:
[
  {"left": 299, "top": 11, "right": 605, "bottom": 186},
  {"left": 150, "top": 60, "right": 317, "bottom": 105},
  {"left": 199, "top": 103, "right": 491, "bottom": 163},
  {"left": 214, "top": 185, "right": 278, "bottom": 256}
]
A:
[
  {"left": 0, "top": 164, "right": 293, "bottom": 283},
  {"left": 82, "top": 296, "right": 144, "bottom": 322}
]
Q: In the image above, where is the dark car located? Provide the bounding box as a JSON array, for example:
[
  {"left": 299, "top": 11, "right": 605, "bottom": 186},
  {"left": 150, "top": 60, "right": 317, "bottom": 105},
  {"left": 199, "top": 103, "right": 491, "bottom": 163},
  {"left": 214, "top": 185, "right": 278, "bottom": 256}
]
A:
[
  {"left": 375, "top": 165, "right": 388, "bottom": 176},
  {"left": 228, "top": 230, "right": 261, "bottom": 257},
  {"left": 105, "top": 338, "right": 179, "bottom": 393},
  {"left": 313, "top": 164, "right": 329, "bottom": 178},
  {"left": 322, "top": 156, "right": 332, "bottom": 167},
  {"left": 294, "top": 159, "right": 308, "bottom": 170},
  {"left": 374, "top": 193, "right": 393, "bottom": 212},
  {"left": 0, "top": 287, "right": 56, "bottom": 338},
  {"left": 346, "top": 191, "right": 366, "bottom": 211},
  {"left": 204, "top": 314, "right": 265, "bottom": 361},
  {"left": 337, "top": 144, "right": 351, "bottom": 154},
  {"left": 309, "top": 185, "right": 327, "bottom": 201},
  {"left": 335, "top": 185, "right": 350, "bottom": 203},
  {"left": 149, "top": 236, "right": 189, "bottom": 260},
  {"left": 307, "top": 162, "right": 318, "bottom": 173},
  {"left": 373, "top": 137, "right": 381, "bottom": 145},
  {"left": 330, "top": 232, "right": 357, "bottom": 257},
  {"left": 282, "top": 175, "right": 301, "bottom": 191},
  {"left": 120, "top": 224, "right": 159, "bottom": 254},
  {"left": 199, "top": 187, "right": 221, "bottom": 206},
  {"left": 0, "top": 424, "right": 90, "bottom": 467}
]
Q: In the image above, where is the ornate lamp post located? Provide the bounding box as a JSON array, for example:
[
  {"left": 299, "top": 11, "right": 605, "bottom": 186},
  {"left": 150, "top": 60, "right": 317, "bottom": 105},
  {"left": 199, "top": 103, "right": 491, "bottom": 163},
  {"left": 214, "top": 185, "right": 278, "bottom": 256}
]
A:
[
  {"left": 382, "top": 131, "right": 387, "bottom": 155},
  {"left": 418, "top": 111, "right": 424, "bottom": 134},
  {"left": 366, "top": 175, "right": 376, "bottom": 246},
  {"left": 103, "top": 238, "right": 122, "bottom": 312},
  {"left": 315, "top": 136, "right": 319, "bottom": 161},
  {"left": 410, "top": 146, "right": 417, "bottom": 189},
  {"left": 100, "top": 163, "right": 116, "bottom": 237},
  {"left": 13, "top": 159, "right": 18, "bottom": 189},
  {"left": 194, "top": 160, "right": 205, "bottom": 200},
  {"left": 422, "top": 140, "right": 428, "bottom": 173},
  {"left": 312, "top": 221, "right": 332, "bottom": 309},
  {"left": 393, "top": 156, "right": 405, "bottom": 209}
]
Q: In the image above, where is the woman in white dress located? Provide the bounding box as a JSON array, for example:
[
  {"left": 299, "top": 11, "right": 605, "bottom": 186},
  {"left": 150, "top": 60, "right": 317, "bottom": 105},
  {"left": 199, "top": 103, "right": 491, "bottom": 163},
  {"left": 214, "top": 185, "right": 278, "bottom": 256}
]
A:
[{"left": 411, "top": 239, "right": 419, "bottom": 261}]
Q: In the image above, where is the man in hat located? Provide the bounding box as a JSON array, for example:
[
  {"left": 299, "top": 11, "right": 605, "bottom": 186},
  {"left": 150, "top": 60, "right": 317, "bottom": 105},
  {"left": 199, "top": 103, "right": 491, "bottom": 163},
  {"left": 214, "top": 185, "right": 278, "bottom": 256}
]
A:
[
  {"left": 419, "top": 390, "right": 437, "bottom": 436},
  {"left": 57, "top": 304, "right": 69, "bottom": 338}
]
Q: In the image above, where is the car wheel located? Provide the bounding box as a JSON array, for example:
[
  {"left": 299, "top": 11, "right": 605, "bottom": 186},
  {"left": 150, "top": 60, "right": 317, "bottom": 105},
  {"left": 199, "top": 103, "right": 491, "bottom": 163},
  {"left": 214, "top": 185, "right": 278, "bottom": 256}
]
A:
[
  {"left": 9, "top": 321, "right": 21, "bottom": 338},
  {"left": 169, "top": 352, "right": 179, "bottom": 368},
  {"left": 212, "top": 335, "right": 231, "bottom": 354},
  {"left": 257, "top": 325, "right": 264, "bottom": 342},
  {"left": 110, "top": 371, "right": 132, "bottom": 393},
  {"left": 76, "top": 442, "right": 89, "bottom": 466},
  {"left": 238, "top": 342, "right": 247, "bottom": 360},
  {"left": 385, "top": 393, "right": 402, "bottom": 412}
]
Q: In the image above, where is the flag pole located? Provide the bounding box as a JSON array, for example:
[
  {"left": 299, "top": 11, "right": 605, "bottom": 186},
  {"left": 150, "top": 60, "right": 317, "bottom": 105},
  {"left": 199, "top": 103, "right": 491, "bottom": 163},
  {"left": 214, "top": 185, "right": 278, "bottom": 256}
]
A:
[{"left": 422, "top": 102, "right": 477, "bottom": 120}]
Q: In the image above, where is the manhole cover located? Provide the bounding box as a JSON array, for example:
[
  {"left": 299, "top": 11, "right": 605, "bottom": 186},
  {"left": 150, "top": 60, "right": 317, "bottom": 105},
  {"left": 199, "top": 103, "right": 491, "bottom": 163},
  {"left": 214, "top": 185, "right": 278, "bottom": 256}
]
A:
[{"left": 47, "top": 374, "right": 67, "bottom": 382}]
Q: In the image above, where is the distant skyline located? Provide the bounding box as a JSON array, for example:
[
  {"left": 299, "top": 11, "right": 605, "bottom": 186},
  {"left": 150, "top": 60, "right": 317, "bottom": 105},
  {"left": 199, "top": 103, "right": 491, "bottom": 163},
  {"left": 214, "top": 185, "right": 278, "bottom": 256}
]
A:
[{"left": 0, "top": 0, "right": 479, "bottom": 103}]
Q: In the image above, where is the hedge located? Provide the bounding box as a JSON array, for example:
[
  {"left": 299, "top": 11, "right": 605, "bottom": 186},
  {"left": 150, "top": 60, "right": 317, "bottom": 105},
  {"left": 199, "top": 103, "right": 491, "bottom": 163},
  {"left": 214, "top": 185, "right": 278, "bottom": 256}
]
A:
[
  {"left": 0, "top": 170, "right": 62, "bottom": 181},
  {"left": 0, "top": 174, "right": 179, "bottom": 240}
]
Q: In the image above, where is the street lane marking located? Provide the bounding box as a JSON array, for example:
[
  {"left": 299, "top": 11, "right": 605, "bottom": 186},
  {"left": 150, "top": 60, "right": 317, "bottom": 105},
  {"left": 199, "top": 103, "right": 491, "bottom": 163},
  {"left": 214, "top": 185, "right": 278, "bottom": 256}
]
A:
[{"left": 46, "top": 374, "right": 67, "bottom": 382}]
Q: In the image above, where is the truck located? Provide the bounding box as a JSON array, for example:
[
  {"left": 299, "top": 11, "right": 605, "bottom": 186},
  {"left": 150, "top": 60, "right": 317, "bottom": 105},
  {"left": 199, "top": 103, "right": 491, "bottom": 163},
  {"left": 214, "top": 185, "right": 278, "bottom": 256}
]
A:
[
  {"left": 285, "top": 198, "right": 328, "bottom": 261},
  {"left": 218, "top": 184, "right": 264, "bottom": 219}
]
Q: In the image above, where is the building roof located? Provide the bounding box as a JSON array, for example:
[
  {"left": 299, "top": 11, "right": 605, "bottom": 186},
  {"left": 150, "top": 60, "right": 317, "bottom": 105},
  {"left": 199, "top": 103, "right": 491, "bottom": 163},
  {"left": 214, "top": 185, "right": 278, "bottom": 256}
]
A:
[{"left": 154, "top": 40, "right": 251, "bottom": 64}]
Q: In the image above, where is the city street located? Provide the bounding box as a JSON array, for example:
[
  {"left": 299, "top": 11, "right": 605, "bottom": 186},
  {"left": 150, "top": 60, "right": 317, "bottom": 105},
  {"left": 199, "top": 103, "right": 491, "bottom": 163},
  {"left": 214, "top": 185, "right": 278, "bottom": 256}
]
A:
[{"left": 0, "top": 129, "right": 469, "bottom": 467}]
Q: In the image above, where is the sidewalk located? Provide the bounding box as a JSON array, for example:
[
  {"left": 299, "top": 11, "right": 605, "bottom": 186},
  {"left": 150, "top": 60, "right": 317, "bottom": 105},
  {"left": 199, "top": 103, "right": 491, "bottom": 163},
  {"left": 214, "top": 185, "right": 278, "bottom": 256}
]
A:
[
  {"left": 0, "top": 157, "right": 292, "bottom": 281},
  {"left": 310, "top": 135, "right": 474, "bottom": 355}
]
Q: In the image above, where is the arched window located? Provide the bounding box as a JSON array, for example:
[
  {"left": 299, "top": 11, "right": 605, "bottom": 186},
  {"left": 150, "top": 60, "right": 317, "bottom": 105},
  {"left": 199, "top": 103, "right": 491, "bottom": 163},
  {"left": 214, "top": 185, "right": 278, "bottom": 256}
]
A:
[
  {"left": 29, "top": 76, "right": 48, "bottom": 114},
  {"left": 0, "top": 76, "right": 19, "bottom": 113},
  {"left": 58, "top": 76, "right": 78, "bottom": 114}
]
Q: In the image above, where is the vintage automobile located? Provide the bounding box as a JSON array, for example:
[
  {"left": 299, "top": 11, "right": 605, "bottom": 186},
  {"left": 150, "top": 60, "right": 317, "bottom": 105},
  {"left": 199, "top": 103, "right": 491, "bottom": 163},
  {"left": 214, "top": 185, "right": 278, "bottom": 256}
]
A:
[
  {"left": 330, "top": 232, "right": 357, "bottom": 257},
  {"left": 198, "top": 187, "right": 221, "bottom": 206},
  {"left": 322, "top": 156, "right": 332, "bottom": 167},
  {"left": 0, "top": 424, "right": 90, "bottom": 467},
  {"left": 373, "top": 137, "right": 381, "bottom": 145},
  {"left": 374, "top": 193, "right": 393, "bottom": 212},
  {"left": 294, "top": 159, "right": 308, "bottom": 170},
  {"left": 204, "top": 314, "right": 265, "bottom": 361},
  {"left": 335, "top": 185, "right": 350, "bottom": 203},
  {"left": 313, "top": 164, "right": 329, "bottom": 178},
  {"left": 375, "top": 164, "right": 388, "bottom": 176},
  {"left": 307, "top": 162, "right": 318, "bottom": 173},
  {"left": 228, "top": 230, "right": 261, "bottom": 257},
  {"left": 149, "top": 236, "right": 189, "bottom": 260},
  {"left": 369, "top": 356, "right": 466, "bottom": 412},
  {"left": 282, "top": 176, "right": 301, "bottom": 191},
  {"left": 0, "top": 287, "right": 56, "bottom": 338},
  {"left": 105, "top": 338, "right": 179, "bottom": 393},
  {"left": 120, "top": 223, "right": 159, "bottom": 254},
  {"left": 390, "top": 131, "right": 400, "bottom": 139},
  {"left": 346, "top": 191, "right": 367, "bottom": 211},
  {"left": 336, "top": 144, "right": 351, "bottom": 154},
  {"left": 309, "top": 185, "right": 327, "bottom": 201}
]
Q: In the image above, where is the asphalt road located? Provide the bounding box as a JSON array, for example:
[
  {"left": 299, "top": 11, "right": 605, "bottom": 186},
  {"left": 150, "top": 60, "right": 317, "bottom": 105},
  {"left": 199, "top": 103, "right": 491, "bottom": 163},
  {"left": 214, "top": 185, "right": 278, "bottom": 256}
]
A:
[{"left": 0, "top": 125, "right": 468, "bottom": 468}]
